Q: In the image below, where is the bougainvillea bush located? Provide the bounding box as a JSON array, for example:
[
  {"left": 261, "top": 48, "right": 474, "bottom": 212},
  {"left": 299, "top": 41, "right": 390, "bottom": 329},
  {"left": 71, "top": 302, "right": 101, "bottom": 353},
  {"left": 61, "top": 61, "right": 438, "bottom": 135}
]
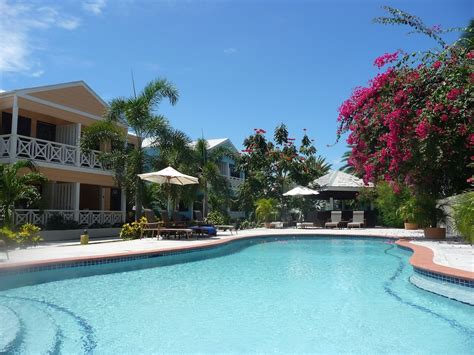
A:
[{"left": 336, "top": 8, "right": 473, "bottom": 199}]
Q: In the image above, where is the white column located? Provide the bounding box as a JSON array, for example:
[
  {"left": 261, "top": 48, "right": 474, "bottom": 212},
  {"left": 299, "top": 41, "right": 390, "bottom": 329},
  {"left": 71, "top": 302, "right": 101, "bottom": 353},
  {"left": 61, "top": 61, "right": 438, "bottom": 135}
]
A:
[
  {"left": 225, "top": 162, "right": 230, "bottom": 176},
  {"left": 329, "top": 197, "right": 334, "bottom": 211},
  {"left": 121, "top": 187, "right": 126, "bottom": 223},
  {"left": 73, "top": 182, "right": 80, "bottom": 222},
  {"left": 10, "top": 95, "right": 19, "bottom": 159},
  {"left": 75, "top": 123, "right": 82, "bottom": 167}
]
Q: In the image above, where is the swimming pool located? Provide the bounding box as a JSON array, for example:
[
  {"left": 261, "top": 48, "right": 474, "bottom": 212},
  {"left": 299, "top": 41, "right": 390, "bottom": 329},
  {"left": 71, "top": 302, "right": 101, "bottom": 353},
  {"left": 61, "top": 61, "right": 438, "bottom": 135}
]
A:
[{"left": 0, "top": 237, "right": 473, "bottom": 353}]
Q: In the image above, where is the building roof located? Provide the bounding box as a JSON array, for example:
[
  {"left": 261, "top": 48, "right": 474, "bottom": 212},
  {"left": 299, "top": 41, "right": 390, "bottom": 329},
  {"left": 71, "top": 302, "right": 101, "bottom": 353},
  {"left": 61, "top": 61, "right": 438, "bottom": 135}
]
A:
[
  {"left": 190, "top": 138, "right": 239, "bottom": 153},
  {"left": 312, "top": 170, "right": 373, "bottom": 191}
]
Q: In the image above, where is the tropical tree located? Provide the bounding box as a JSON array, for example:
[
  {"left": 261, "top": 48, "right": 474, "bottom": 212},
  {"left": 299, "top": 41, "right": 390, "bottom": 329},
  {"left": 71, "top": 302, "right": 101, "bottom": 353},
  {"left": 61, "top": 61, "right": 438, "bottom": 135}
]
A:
[
  {"left": 338, "top": 146, "right": 358, "bottom": 176},
  {"left": 193, "top": 138, "right": 234, "bottom": 217},
  {"left": 336, "top": 7, "right": 473, "bottom": 201},
  {"left": 81, "top": 78, "right": 179, "bottom": 220},
  {"left": 238, "top": 124, "right": 330, "bottom": 218},
  {"left": 0, "top": 160, "right": 47, "bottom": 227}
]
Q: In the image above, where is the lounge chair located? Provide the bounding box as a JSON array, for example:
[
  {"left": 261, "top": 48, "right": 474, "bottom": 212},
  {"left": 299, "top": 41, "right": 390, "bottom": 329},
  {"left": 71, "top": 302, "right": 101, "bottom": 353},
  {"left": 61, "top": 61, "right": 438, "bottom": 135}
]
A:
[
  {"left": 348, "top": 211, "right": 365, "bottom": 228},
  {"left": 172, "top": 211, "right": 189, "bottom": 227},
  {"left": 325, "top": 211, "right": 342, "bottom": 228},
  {"left": 141, "top": 209, "right": 163, "bottom": 238}
]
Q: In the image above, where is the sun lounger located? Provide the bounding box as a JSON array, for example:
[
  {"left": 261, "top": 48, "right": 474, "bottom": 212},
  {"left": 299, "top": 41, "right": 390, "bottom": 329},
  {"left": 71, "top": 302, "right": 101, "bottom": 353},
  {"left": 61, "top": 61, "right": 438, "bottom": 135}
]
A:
[
  {"left": 159, "top": 228, "right": 194, "bottom": 240},
  {"left": 297, "top": 222, "right": 314, "bottom": 229},
  {"left": 141, "top": 209, "right": 164, "bottom": 238},
  {"left": 348, "top": 211, "right": 365, "bottom": 228},
  {"left": 325, "top": 211, "right": 342, "bottom": 228}
]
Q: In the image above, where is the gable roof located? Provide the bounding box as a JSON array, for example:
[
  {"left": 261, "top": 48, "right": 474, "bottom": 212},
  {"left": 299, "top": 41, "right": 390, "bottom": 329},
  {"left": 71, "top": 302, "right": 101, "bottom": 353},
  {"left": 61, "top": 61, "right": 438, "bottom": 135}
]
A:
[
  {"left": 0, "top": 81, "right": 108, "bottom": 117},
  {"left": 190, "top": 138, "right": 239, "bottom": 153}
]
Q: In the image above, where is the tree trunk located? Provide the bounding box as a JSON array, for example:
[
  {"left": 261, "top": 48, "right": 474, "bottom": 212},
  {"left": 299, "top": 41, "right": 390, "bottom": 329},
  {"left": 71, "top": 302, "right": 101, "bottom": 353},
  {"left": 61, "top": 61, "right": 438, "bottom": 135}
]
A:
[{"left": 203, "top": 187, "right": 209, "bottom": 218}]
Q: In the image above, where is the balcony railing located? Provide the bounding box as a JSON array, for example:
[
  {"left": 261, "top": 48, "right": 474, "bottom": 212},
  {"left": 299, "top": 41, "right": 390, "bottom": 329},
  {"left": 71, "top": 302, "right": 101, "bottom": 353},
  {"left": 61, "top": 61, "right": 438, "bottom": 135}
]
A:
[
  {"left": 14, "top": 209, "right": 124, "bottom": 227},
  {"left": 0, "top": 134, "right": 109, "bottom": 171}
]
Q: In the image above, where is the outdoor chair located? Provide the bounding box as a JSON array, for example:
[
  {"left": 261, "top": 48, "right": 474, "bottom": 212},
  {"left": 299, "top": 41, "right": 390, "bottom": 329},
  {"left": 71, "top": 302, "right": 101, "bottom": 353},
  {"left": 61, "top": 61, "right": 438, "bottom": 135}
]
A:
[
  {"left": 172, "top": 212, "right": 188, "bottom": 227},
  {"left": 348, "top": 211, "right": 365, "bottom": 228},
  {"left": 324, "top": 211, "right": 343, "bottom": 228},
  {"left": 141, "top": 209, "right": 163, "bottom": 238}
]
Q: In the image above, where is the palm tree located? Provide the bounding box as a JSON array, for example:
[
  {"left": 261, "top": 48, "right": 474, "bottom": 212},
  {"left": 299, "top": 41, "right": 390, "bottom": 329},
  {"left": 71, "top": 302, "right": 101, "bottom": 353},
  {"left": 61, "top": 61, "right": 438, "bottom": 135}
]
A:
[
  {"left": 0, "top": 160, "right": 47, "bottom": 227},
  {"left": 193, "top": 138, "right": 234, "bottom": 217},
  {"left": 339, "top": 146, "right": 359, "bottom": 176},
  {"left": 81, "top": 79, "right": 179, "bottom": 220}
]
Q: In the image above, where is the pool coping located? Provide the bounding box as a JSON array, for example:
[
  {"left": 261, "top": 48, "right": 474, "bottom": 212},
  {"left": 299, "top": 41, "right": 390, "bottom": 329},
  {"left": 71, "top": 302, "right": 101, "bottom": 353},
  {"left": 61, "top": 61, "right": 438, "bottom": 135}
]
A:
[
  {"left": 1, "top": 232, "right": 473, "bottom": 283},
  {"left": 395, "top": 240, "right": 473, "bottom": 282}
]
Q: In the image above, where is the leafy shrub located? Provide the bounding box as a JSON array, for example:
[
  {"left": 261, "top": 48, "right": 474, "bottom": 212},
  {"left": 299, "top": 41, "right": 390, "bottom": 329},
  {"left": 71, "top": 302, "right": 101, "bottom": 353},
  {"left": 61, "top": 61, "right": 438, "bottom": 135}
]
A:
[
  {"left": 240, "top": 219, "right": 258, "bottom": 230},
  {"left": 374, "top": 182, "right": 409, "bottom": 227},
  {"left": 396, "top": 196, "right": 422, "bottom": 224},
  {"left": 255, "top": 198, "right": 278, "bottom": 223},
  {"left": 0, "top": 227, "right": 16, "bottom": 246},
  {"left": 207, "top": 211, "right": 225, "bottom": 225},
  {"left": 16, "top": 224, "right": 42, "bottom": 247},
  {"left": 453, "top": 192, "right": 474, "bottom": 243},
  {"left": 120, "top": 217, "right": 147, "bottom": 240},
  {"left": 46, "top": 213, "right": 81, "bottom": 230}
]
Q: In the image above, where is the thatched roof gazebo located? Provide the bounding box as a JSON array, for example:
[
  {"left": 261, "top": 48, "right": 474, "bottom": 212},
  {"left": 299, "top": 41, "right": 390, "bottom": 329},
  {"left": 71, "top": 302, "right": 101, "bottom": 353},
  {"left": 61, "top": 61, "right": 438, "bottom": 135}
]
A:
[{"left": 312, "top": 170, "right": 372, "bottom": 201}]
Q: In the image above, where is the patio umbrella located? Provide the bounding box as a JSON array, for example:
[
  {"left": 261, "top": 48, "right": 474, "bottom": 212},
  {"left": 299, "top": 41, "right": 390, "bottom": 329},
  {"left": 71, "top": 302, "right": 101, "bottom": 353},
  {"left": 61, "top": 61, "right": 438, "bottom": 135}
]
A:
[
  {"left": 283, "top": 186, "right": 319, "bottom": 196},
  {"left": 138, "top": 166, "right": 199, "bottom": 213},
  {"left": 283, "top": 186, "right": 319, "bottom": 222}
]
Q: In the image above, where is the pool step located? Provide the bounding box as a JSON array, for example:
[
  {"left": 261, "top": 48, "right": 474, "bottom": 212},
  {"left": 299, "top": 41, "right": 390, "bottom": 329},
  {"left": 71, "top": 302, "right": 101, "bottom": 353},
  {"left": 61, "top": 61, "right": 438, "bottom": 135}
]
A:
[
  {"left": 0, "top": 304, "right": 21, "bottom": 353},
  {"left": 0, "top": 296, "right": 93, "bottom": 353}
]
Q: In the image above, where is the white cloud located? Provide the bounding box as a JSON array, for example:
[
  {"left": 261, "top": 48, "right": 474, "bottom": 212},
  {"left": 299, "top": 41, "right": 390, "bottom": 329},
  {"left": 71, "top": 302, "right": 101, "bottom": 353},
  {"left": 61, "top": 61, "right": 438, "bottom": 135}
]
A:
[
  {"left": 82, "top": 0, "right": 107, "bottom": 15},
  {"left": 0, "top": 0, "right": 81, "bottom": 76},
  {"left": 223, "top": 47, "right": 238, "bottom": 55},
  {"left": 0, "top": 89, "right": 6, "bottom": 93}
]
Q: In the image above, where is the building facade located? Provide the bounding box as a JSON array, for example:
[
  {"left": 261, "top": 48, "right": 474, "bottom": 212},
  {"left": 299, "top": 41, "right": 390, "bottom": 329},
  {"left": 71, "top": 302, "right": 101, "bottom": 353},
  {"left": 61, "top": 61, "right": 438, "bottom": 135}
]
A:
[{"left": 0, "top": 81, "right": 128, "bottom": 227}]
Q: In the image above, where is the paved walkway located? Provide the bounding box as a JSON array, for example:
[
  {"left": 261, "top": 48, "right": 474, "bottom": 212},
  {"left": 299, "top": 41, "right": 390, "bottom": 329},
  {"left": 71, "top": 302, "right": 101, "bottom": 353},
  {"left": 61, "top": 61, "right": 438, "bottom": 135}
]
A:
[
  {"left": 412, "top": 240, "right": 474, "bottom": 272},
  {"left": 1, "top": 228, "right": 472, "bottom": 273}
]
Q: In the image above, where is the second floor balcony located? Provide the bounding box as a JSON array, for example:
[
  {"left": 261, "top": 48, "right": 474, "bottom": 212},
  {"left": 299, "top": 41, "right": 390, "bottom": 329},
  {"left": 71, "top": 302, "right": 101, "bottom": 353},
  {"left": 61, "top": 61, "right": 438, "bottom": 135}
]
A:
[{"left": 0, "top": 134, "right": 109, "bottom": 171}]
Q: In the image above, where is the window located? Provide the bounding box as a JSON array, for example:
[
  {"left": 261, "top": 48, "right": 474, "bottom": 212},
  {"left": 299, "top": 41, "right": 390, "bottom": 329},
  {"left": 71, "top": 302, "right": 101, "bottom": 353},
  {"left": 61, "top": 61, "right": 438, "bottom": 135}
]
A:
[
  {"left": 36, "top": 121, "right": 56, "bottom": 141},
  {"left": 229, "top": 164, "right": 241, "bottom": 178},
  {"left": 1, "top": 112, "right": 32, "bottom": 136}
]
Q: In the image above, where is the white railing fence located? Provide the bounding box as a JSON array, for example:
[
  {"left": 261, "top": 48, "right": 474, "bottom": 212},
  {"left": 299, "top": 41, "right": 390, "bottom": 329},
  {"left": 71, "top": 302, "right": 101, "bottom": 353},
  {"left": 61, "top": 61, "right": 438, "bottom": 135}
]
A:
[
  {"left": 14, "top": 209, "right": 124, "bottom": 227},
  {"left": 0, "top": 134, "right": 109, "bottom": 172}
]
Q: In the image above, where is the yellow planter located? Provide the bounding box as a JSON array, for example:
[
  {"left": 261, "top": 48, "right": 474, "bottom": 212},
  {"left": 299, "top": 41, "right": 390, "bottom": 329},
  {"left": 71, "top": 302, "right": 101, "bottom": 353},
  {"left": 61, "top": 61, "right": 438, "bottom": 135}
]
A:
[{"left": 80, "top": 234, "right": 89, "bottom": 245}]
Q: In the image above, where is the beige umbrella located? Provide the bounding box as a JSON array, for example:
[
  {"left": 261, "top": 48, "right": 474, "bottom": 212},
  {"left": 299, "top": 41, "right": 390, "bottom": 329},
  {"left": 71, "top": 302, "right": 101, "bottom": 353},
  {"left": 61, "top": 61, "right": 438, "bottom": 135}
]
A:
[
  {"left": 138, "top": 166, "right": 199, "bottom": 185},
  {"left": 138, "top": 166, "right": 199, "bottom": 213}
]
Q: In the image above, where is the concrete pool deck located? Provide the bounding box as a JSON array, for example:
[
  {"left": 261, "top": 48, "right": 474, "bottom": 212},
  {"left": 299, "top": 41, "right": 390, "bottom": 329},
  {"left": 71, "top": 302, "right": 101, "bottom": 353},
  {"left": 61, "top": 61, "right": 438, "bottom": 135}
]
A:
[{"left": 0, "top": 228, "right": 472, "bottom": 280}]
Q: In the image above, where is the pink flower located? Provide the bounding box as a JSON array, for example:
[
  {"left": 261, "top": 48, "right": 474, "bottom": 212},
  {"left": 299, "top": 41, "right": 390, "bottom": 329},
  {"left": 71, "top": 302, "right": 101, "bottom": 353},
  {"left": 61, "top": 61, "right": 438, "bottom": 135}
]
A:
[
  {"left": 415, "top": 120, "right": 430, "bottom": 139},
  {"left": 447, "top": 88, "right": 464, "bottom": 101},
  {"left": 373, "top": 51, "right": 399, "bottom": 69},
  {"left": 467, "top": 51, "right": 474, "bottom": 60},
  {"left": 432, "top": 61, "right": 442, "bottom": 69},
  {"left": 440, "top": 114, "right": 448, "bottom": 122}
]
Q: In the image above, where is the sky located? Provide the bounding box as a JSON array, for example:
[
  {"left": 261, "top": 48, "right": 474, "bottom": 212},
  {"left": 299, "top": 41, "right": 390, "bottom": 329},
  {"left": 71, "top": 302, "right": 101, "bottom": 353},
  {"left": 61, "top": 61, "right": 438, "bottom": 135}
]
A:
[{"left": 0, "top": 0, "right": 472, "bottom": 168}]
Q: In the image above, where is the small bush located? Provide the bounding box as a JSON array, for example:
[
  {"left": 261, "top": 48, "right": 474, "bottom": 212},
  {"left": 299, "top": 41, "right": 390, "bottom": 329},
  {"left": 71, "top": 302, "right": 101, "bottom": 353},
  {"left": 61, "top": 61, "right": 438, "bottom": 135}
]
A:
[
  {"left": 207, "top": 211, "right": 225, "bottom": 225},
  {"left": 0, "top": 227, "right": 16, "bottom": 246},
  {"left": 16, "top": 224, "right": 42, "bottom": 247},
  {"left": 374, "top": 182, "right": 409, "bottom": 227},
  {"left": 120, "top": 217, "right": 147, "bottom": 240}
]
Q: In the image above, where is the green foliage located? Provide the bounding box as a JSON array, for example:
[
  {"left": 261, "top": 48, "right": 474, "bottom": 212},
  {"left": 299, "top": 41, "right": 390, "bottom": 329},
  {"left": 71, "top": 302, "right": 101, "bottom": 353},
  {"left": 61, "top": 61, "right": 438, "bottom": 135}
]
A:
[
  {"left": 80, "top": 78, "right": 179, "bottom": 220},
  {"left": 0, "top": 160, "right": 47, "bottom": 227},
  {"left": 0, "top": 224, "right": 42, "bottom": 247},
  {"left": 453, "top": 191, "right": 474, "bottom": 243},
  {"left": 238, "top": 125, "right": 330, "bottom": 216},
  {"left": 46, "top": 214, "right": 81, "bottom": 230},
  {"left": 16, "top": 224, "right": 42, "bottom": 247},
  {"left": 374, "top": 182, "right": 409, "bottom": 227},
  {"left": 414, "top": 193, "right": 447, "bottom": 228},
  {"left": 120, "top": 217, "right": 147, "bottom": 240},
  {"left": 206, "top": 210, "right": 226, "bottom": 225},
  {"left": 397, "top": 196, "right": 422, "bottom": 223},
  {"left": 255, "top": 198, "right": 278, "bottom": 223},
  {"left": 239, "top": 219, "right": 259, "bottom": 230}
]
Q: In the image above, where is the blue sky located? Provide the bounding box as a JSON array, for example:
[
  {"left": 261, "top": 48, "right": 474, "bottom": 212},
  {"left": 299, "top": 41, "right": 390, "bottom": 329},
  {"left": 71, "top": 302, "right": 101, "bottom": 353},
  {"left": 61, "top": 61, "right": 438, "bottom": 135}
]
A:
[{"left": 0, "top": 0, "right": 471, "bottom": 167}]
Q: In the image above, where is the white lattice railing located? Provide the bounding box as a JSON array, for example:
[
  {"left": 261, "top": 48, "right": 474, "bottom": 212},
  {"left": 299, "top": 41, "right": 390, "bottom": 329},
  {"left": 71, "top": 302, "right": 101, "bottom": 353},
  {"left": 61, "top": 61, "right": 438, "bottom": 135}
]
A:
[
  {"left": 80, "top": 150, "right": 103, "bottom": 169},
  {"left": 14, "top": 209, "right": 124, "bottom": 227},
  {"left": 16, "top": 135, "right": 77, "bottom": 166},
  {"left": 79, "top": 210, "right": 123, "bottom": 226},
  {"left": 0, "top": 134, "right": 10, "bottom": 157}
]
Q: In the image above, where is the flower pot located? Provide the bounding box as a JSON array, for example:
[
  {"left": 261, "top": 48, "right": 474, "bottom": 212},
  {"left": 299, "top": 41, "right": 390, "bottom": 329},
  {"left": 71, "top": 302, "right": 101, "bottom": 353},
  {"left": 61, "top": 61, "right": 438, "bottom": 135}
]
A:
[
  {"left": 423, "top": 227, "right": 446, "bottom": 239},
  {"left": 80, "top": 234, "right": 89, "bottom": 245},
  {"left": 404, "top": 222, "right": 419, "bottom": 230}
]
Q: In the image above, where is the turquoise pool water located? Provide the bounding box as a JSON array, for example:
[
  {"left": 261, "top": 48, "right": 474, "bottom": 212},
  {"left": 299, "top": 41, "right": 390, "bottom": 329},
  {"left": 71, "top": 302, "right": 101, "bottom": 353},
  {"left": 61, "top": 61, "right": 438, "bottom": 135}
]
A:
[{"left": 0, "top": 237, "right": 473, "bottom": 354}]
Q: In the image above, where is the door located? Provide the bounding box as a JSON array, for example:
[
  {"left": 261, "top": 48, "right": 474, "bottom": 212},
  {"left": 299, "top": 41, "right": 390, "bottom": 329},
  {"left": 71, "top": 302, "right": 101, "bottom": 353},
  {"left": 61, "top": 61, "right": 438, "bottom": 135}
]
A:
[
  {"left": 36, "top": 121, "right": 56, "bottom": 141},
  {"left": 110, "top": 188, "right": 121, "bottom": 211}
]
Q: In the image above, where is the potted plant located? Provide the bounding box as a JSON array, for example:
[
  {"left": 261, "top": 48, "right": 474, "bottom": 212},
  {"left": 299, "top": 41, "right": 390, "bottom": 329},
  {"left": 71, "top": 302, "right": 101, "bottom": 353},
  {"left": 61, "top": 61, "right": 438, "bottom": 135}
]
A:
[
  {"left": 255, "top": 198, "right": 278, "bottom": 228},
  {"left": 416, "top": 194, "right": 447, "bottom": 239},
  {"left": 397, "top": 197, "right": 420, "bottom": 230}
]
